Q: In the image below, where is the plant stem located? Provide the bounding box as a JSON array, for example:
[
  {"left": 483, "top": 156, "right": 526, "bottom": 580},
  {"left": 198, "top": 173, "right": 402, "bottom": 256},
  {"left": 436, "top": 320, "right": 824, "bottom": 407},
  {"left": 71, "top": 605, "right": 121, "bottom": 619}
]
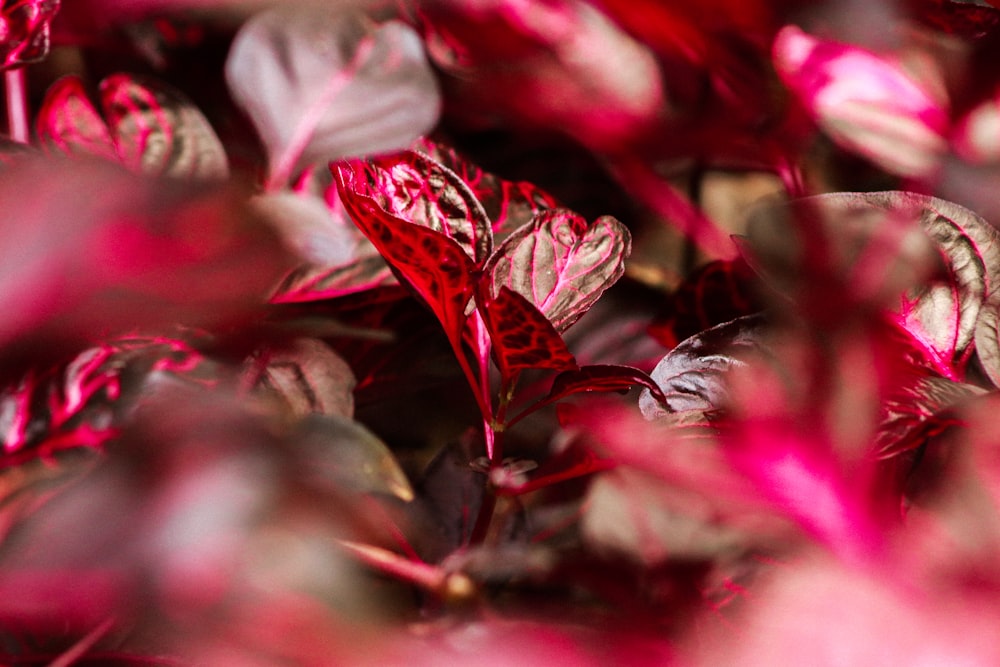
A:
[{"left": 5, "top": 68, "right": 29, "bottom": 144}]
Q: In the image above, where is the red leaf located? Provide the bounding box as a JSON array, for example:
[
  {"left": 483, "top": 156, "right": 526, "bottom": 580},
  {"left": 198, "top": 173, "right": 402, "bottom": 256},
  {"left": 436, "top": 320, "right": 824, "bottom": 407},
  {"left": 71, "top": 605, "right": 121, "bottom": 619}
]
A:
[
  {"left": 480, "top": 286, "right": 577, "bottom": 382},
  {"left": 340, "top": 152, "right": 493, "bottom": 263},
  {"left": 772, "top": 25, "right": 948, "bottom": 178},
  {"left": 335, "top": 164, "right": 477, "bottom": 349},
  {"left": 0, "top": 157, "right": 294, "bottom": 378},
  {"left": 0, "top": 0, "right": 59, "bottom": 69},
  {"left": 486, "top": 209, "right": 631, "bottom": 332},
  {"left": 36, "top": 75, "right": 117, "bottom": 162}
]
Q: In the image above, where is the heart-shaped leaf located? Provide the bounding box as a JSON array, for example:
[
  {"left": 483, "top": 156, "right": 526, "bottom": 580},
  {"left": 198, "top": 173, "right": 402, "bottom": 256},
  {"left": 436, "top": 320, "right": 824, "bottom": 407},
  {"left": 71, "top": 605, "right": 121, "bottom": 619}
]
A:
[
  {"left": 339, "top": 152, "right": 493, "bottom": 263},
  {"left": 335, "top": 164, "right": 477, "bottom": 349},
  {"left": 639, "top": 315, "right": 769, "bottom": 420},
  {"left": 37, "top": 73, "right": 229, "bottom": 180},
  {"left": 479, "top": 286, "right": 577, "bottom": 382},
  {"left": 225, "top": 8, "right": 440, "bottom": 188},
  {"left": 485, "top": 209, "right": 631, "bottom": 332}
]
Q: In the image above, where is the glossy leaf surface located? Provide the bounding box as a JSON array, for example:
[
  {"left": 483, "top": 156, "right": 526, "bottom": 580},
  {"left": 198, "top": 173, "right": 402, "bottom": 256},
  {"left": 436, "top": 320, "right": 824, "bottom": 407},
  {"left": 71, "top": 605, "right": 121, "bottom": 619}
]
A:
[
  {"left": 335, "top": 164, "right": 477, "bottom": 348},
  {"left": 340, "top": 152, "right": 493, "bottom": 263},
  {"left": 486, "top": 209, "right": 631, "bottom": 332}
]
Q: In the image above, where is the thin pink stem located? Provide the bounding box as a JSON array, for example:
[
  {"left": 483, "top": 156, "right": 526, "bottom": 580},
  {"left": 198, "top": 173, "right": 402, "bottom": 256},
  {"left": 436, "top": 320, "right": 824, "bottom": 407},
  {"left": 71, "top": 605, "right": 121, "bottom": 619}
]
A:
[{"left": 5, "top": 68, "right": 29, "bottom": 144}]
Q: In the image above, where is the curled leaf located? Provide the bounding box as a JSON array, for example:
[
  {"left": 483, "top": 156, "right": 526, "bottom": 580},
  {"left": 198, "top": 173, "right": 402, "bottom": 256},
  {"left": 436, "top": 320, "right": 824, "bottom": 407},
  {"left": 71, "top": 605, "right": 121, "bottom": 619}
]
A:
[
  {"left": 226, "top": 8, "right": 440, "bottom": 187},
  {"left": 486, "top": 209, "right": 631, "bottom": 332},
  {"left": 0, "top": 0, "right": 59, "bottom": 69}
]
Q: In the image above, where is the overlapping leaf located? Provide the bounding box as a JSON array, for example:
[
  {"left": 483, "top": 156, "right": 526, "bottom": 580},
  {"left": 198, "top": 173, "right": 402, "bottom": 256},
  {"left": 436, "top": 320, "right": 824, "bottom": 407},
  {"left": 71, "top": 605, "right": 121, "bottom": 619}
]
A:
[
  {"left": 225, "top": 7, "right": 440, "bottom": 187},
  {"left": 339, "top": 152, "right": 493, "bottom": 263},
  {"left": 37, "top": 73, "right": 229, "bottom": 180},
  {"left": 485, "top": 209, "right": 631, "bottom": 332},
  {"left": 335, "top": 163, "right": 477, "bottom": 348},
  {"left": 414, "top": 137, "right": 559, "bottom": 240},
  {"left": 479, "top": 287, "right": 577, "bottom": 381},
  {"left": 639, "top": 315, "right": 769, "bottom": 421}
]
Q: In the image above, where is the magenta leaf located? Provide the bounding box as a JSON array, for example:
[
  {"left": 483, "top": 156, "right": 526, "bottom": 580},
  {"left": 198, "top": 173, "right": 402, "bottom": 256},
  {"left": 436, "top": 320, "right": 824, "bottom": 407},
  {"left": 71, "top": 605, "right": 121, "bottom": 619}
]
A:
[
  {"left": 340, "top": 152, "right": 493, "bottom": 264},
  {"left": 0, "top": 0, "right": 59, "bottom": 69},
  {"left": 639, "top": 315, "right": 769, "bottom": 421},
  {"left": 415, "top": 137, "right": 559, "bottom": 240},
  {"left": 480, "top": 286, "right": 578, "bottom": 381},
  {"left": 99, "top": 73, "right": 229, "bottom": 179},
  {"left": 335, "top": 164, "right": 477, "bottom": 349},
  {"left": 36, "top": 75, "right": 118, "bottom": 162},
  {"left": 37, "top": 73, "right": 229, "bottom": 180},
  {"left": 485, "top": 209, "right": 631, "bottom": 332},
  {"left": 0, "top": 157, "right": 294, "bottom": 377},
  {"left": 772, "top": 25, "right": 948, "bottom": 178},
  {"left": 225, "top": 7, "right": 440, "bottom": 188}
]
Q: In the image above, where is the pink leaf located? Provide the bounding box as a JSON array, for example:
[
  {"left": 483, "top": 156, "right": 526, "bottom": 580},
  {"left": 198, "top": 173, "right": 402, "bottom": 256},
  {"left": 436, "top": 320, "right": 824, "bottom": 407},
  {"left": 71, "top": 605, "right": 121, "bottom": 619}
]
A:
[
  {"left": 773, "top": 25, "right": 948, "bottom": 178},
  {"left": 225, "top": 8, "right": 440, "bottom": 188},
  {"left": 486, "top": 209, "right": 631, "bottom": 332},
  {"left": 414, "top": 137, "right": 559, "bottom": 240}
]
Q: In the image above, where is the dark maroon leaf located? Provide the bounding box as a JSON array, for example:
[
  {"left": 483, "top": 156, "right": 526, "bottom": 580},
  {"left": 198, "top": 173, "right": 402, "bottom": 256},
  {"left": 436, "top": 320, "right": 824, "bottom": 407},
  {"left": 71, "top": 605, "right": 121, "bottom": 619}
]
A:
[
  {"left": 340, "top": 152, "right": 493, "bottom": 263},
  {"left": 272, "top": 253, "right": 395, "bottom": 303},
  {"left": 480, "top": 287, "right": 577, "bottom": 382},
  {"left": 242, "top": 337, "right": 356, "bottom": 420},
  {"left": 225, "top": 7, "right": 440, "bottom": 187},
  {"left": 639, "top": 315, "right": 769, "bottom": 420},
  {"left": 0, "top": 0, "right": 59, "bottom": 69},
  {"left": 335, "top": 163, "right": 477, "bottom": 349},
  {"left": 907, "top": 0, "right": 1000, "bottom": 38},
  {"left": 414, "top": 137, "right": 559, "bottom": 240},
  {"left": 750, "top": 191, "right": 1000, "bottom": 374},
  {"left": 550, "top": 365, "right": 664, "bottom": 401},
  {"left": 649, "top": 258, "right": 762, "bottom": 350},
  {"left": 485, "top": 209, "right": 631, "bottom": 332}
]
